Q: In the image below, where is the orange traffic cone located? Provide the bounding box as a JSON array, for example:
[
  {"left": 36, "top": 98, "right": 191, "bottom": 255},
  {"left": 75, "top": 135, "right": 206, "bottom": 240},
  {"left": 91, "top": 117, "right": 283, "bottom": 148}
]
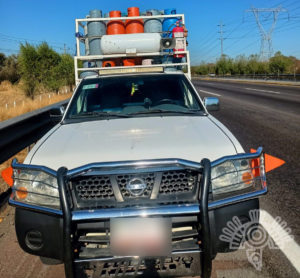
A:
[
  {"left": 1, "top": 167, "right": 13, "bottom": 187},
  {"left": 250, "top": 148, "right": 285, "bottom": 173}
]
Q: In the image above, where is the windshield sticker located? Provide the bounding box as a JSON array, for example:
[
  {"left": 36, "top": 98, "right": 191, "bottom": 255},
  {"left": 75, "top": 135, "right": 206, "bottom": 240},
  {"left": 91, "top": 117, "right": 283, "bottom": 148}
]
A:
[{"left": 83, "top": 84, "right": 99, "bottom": 90}]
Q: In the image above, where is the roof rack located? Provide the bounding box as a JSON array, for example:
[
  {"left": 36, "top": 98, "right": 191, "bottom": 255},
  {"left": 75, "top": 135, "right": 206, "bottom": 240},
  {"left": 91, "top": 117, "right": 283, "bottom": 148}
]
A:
[{"left": 74, "top": 14, "right": 191, "bottom": 84}]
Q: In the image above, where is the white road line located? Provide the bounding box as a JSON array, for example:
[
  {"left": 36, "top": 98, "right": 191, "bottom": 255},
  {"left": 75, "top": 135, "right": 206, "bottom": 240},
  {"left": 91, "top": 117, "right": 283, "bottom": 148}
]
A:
[
  {"left": 260, "top": 210, "right": 300, "bottom": 273},
  {"left": 198, "top": 89, "right": 221, "bottom": 97},
  {"left": 245, "top": 87, "right": 281, "bottom": 94}
]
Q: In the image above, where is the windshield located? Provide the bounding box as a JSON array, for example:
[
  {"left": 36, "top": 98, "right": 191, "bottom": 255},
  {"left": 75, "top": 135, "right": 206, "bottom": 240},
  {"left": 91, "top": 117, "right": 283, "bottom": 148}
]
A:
[{"left": 65, "top": 74, "right": 204, "bottom": 120}]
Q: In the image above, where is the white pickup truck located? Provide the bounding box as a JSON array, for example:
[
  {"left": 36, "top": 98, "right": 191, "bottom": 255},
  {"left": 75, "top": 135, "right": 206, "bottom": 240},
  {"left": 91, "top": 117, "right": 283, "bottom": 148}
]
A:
[
  {"left": 9, "top": 11, "right": 267, "bottom": 278},
  {"left": 9, "top": 70, "right": 267, "bottom": 278}
]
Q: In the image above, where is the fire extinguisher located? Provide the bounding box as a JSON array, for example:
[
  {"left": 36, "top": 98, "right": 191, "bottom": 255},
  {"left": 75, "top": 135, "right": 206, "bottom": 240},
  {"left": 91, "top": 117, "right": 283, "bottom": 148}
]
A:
[{"left": 172, "top": 21, "right": 185, "bottom": 58}]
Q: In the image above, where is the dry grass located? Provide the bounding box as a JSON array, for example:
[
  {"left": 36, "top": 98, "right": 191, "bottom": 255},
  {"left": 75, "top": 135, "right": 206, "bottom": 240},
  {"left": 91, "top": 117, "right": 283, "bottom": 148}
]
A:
[
  {"left": 0, "top": 81, "right": 72, "bottom": 122},
  {"left": 0, "top": 81, "right": 72, "bottom": 193},
  {"left": 0, "top": 81, "right": 25, "bottom": 107}
]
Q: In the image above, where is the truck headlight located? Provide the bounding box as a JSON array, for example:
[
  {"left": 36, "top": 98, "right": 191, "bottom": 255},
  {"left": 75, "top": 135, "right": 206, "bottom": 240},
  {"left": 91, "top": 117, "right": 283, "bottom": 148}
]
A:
[
  {"left": 211, "top": 156, "right": 264, "bottom": 196},
  {"left": 12, "top": 169, "right": 60, "bottom": 209}
]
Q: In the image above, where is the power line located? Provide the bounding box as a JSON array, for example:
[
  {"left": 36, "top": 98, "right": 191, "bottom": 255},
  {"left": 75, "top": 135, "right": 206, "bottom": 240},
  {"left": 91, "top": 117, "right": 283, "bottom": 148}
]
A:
[
  {"left": 0, "top": 32, "right": 66, "bottom": 47},
  {"left": 223, "top": 29, "right": 255, "bottom": 53},
  {"left": 206, "top": 39, "right": 259, "bottom": 63},
  {"left": 0, "top": 32, "right": 74, "bottom": 53},
  {"left": 0, "top": 48, "right": 19, "bottom": 53},
  {"left": 192, "top": 0, "right": 300, "bottom": 63}
]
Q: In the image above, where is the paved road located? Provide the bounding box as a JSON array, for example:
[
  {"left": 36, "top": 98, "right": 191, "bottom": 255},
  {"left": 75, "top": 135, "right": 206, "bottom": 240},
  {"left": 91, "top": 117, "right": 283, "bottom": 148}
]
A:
[
  {"left": 194, "top": 79, "right": 300, "bottom": 278},
  {"left": 0, "top": 79, "right": 299, "bottom": 278}
]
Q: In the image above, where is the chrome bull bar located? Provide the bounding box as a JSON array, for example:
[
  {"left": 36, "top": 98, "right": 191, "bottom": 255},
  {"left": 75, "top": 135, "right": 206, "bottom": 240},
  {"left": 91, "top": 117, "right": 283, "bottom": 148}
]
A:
[{"left": 9, "top": 147, "right": 267, "bottom": 278}]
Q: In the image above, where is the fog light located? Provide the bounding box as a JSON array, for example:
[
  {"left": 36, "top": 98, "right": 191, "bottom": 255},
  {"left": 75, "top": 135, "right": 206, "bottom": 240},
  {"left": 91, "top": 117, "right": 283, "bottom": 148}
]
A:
[{"left": 25, "top": 230, "right": 43, "bottom": 250}]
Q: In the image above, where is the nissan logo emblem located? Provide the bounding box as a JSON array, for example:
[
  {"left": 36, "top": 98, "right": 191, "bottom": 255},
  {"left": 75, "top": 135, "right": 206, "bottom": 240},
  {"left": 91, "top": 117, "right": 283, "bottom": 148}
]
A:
[{"left": 126, "top": 178, "right": 147, "bottom": 196}]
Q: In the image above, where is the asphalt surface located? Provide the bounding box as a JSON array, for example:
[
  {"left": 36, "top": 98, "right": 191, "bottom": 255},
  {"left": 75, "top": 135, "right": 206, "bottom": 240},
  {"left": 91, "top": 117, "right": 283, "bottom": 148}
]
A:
[
  {"left": 194, "top": 79, "right": 300, "bottom": 278},
  {"left": 0, "top": 79, "right": 299, "bottom": 278}
]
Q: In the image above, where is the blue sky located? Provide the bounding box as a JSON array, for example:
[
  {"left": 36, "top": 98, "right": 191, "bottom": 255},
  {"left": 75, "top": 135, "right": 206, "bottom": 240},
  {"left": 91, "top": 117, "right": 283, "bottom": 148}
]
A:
[{"left": 0, "top": 0, "right": 299, "bottom": 65}]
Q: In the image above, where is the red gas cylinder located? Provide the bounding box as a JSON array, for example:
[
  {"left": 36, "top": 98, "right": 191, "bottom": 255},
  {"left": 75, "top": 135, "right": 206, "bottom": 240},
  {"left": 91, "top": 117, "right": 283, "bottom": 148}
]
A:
[
  {"left": 125, "top": 7, "right": 144, "bottom": 34},
  {"left": 172, "top": 24, "right": 185, "bottom": 58},
  {"left": 123, "top": 58, "right": 135, "bottom": 67},
  {"left": 107, "top": 10, "right": 125, "bottom": 35}
]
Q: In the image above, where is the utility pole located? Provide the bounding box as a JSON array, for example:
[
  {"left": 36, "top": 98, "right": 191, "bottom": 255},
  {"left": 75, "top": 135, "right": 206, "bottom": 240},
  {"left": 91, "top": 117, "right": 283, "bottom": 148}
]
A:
[
  {"left": 218, "top": 21, "right": 225, "bottom": 57},
  {"left": 246, "top": 6, "right": 288, "bottom": 60},
  {"left": 63, "top": 44, "right": 71, "bottom": 54}
]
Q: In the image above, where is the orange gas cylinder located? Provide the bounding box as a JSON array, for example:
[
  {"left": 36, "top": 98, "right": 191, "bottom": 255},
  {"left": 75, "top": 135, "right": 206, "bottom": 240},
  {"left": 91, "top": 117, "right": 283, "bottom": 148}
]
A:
[
  {"left": 103, "top": 60, "right": 116, "bottom": 67},
  {"left": 125, "top": 7, "right": 144, "bottom": 34},
  {"left": 107, "top": 10, "right": 125, "bottom": 35}
]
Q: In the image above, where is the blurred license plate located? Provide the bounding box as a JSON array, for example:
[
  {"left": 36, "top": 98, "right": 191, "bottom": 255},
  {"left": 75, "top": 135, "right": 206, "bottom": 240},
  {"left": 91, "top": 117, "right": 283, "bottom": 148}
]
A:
[{"left": 110, "top": 217, "right": 171, "bottom": 256}]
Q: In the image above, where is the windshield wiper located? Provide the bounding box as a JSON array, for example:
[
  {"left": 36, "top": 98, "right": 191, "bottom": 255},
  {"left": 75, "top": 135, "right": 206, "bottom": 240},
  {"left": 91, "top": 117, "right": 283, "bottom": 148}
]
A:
[
  {"left": 70, "top": 111, "right": 130, "bottom": 118},
  {"left": 128, "top": 109, "right": 205, "bottom": 116}
]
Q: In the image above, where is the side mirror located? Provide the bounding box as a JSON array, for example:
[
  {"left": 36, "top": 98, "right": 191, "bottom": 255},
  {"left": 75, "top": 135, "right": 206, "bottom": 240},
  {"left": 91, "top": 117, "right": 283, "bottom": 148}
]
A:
[
  {"left": 50, "top": 106, "right": 65, "bottom": 121},
  {"left": 203, "top": 97, "right": 220, "bottom": 111}
]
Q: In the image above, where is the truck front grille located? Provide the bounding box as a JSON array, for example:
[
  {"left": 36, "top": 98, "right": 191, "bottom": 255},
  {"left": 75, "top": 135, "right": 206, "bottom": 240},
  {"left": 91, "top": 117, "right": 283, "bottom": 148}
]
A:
[
  {"left": 71, "top": 169, "right": 199, "bottom": 208},
  {"left": 117, "top": 173, "right": 155, "bottom": 199},
  {"left": 159, "top": 170, "right": 196, "bottom": 195},
  {"left": 72, "top": 175, "right": 114, "bottom": 201}
]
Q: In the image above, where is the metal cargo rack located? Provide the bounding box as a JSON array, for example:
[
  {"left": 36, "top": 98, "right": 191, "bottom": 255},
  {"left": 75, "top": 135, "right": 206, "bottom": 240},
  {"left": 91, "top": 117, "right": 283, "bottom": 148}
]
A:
[{"left": 74, "top": 14, "right": 191, "bottom": 84}]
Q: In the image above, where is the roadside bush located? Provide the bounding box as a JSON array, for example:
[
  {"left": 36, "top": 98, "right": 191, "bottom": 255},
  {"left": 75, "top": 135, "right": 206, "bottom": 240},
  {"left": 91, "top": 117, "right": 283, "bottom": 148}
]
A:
[
  {"left": 194, "top": 52, "right": 299, "bottom": 76},
  {"left": 18, "top": 43, "right": 40, "bottom": 99},
  {"left": 36, "top": 42, "right": 62, "bottom": 92},
  {"left": 0, "top": 55, "right": 20, "bottom": 83},
  {"left": 269, "top": 51, "right": 294, "bottom": 75},
  {"left": 57, "top": 54, "right": 75, "bottom": 92},
  {"left": 18, "top": 42, "right": 74, "bottom": 98}
]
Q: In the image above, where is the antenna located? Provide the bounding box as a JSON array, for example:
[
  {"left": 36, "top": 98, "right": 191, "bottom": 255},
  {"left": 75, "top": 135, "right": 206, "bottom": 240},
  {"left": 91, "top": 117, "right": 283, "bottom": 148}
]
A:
[{"left": 246, "top": 6, "right": 288, "bottom": 60}]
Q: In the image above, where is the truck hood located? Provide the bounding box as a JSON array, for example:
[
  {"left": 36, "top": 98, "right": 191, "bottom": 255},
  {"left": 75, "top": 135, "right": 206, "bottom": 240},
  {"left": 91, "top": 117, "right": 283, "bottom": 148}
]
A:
[{"left": 27, "top": 116, "right": 243, "bottom": 170}]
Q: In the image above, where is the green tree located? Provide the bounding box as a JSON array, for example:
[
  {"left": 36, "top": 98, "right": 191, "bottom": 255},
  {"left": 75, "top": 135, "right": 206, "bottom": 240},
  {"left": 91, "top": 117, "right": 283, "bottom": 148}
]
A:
[
  {"left": 246, "top": 54, "right": 260, "bottom": 74},
  {"left": 0, "top": 53, "right": 5, "bottom": 69},
  {"left": 195, "top": 63, "right": 209, "bottom": 75},
  {"left": 269, "top": 51, "right": 293, "bottom": 75},
  {"left": 257, "top": 61, "right": 269, "bottom": 75},
  {"left": 216, "top": 55, "right": 232, "bottom": 75},
  {"left": 18, "top": 43, "right": 40, "bottom": 98},
  {"left": 233, "top": 55, "right": 248, "bottom": 75},
  {"left": 36, "top": 42, "right": 62, "bottom": 92},
  {"left": 207, "top": 63, "right": 216, "bottom": 74},
  {"left": 57, "top": 54, "right": 74, "bottom": 91},
  {"left": 0, "top": 55, "right": 20, "bottom": 83}
]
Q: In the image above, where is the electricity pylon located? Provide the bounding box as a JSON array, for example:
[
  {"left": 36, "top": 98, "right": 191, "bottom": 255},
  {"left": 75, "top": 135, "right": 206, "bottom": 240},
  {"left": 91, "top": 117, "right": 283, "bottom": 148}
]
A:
[
  {"left": 246, "top": 6, "right": 288, "bottom": 60},
  {"left": 218, "top": 21, "right": 225, "bottom": 57}
]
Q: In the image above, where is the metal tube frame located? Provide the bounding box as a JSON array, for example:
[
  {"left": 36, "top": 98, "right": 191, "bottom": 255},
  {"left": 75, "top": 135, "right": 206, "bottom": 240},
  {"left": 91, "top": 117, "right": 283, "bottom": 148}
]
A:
[
  {"left": 57, "top": 159, "right": 212, "bottom": 278},
  {"left": 74, "top": 13, "right": 191, "bottom": 84},
  {"left": 9, "top": 147, "right": 266, "bottom": 219},
  {"left": 9, "top": 148, "right": 267, "bottom": 278},
  {"left": 199, "top": 159, "right": 212, "bottom": 278},
  {"left": 57, "top": 167, "right": 74, "bottom": 278}
]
